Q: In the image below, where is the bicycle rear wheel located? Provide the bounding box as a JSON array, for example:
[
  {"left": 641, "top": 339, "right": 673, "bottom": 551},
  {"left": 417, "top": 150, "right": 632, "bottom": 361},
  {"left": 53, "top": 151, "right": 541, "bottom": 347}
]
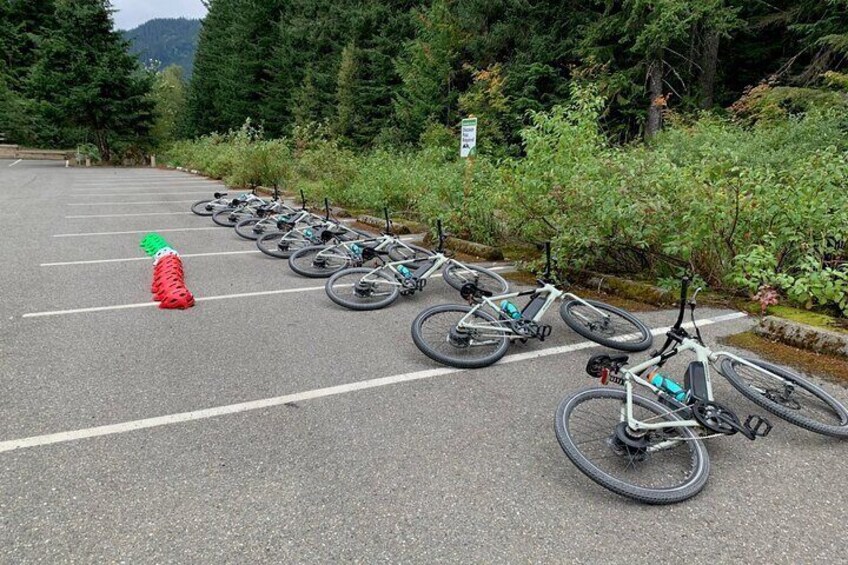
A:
[
  {"left": 720, "top": 358, "right": 848, "bottom": 438},
  {"left": 325, "top": 267, "right": 400, "bottom": 310},
  {"left": 289, "top": 245, "right": 353, "bottom": 278},
  {"left": 213, "top": 208, "right": 253, "bottom": 228},
  {"left": 560, "top": 299, "right": 653, "bottom": 351},
  {"left": 191, "top": 199, "right": 214, "bottom": 216},
  {"left": 442, "top": 264, "right": 509, "bottom": 295},
  {"left": 257, "top": 231, "right": 305, "bottom": 259},
  {"left": 235, "top": 218, "right": 274, "bottom": 240},
  {"left": 555, "top": 387, "right": 709, "bottom": 504},
  {"left": 411, "top": 304, "right": 510, "bottom": 368},
  {"left": 388, "top": 243, "right": 433, "bottom": 262}
]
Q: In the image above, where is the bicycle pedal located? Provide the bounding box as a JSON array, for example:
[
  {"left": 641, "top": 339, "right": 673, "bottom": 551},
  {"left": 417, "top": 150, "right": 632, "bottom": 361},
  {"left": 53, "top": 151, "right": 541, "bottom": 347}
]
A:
[{"left": 744, "top": 414, "right": 772, "bottom": 438}]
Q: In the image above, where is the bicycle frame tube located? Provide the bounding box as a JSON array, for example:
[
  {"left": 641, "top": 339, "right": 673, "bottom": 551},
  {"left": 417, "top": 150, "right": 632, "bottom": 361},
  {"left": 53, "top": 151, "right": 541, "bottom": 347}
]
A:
[
  {"left": 620, "top": 337, "right": 713, "bottom": 431},
  {"left": 357, "top": 254, "right": 446, "bottom": 287},
  {"left": 455, "top": 284, "right": 563, "bottom": 339}
]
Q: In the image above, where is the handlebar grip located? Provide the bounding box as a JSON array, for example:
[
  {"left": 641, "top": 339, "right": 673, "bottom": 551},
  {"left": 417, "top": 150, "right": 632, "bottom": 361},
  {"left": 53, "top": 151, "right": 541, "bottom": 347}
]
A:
[{"left": 680, "top": 276, "right": 691, "bottom": 302}]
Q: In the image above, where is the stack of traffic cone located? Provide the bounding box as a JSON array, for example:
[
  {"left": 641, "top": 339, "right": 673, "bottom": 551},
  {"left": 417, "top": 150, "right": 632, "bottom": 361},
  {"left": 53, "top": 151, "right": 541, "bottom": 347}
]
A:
[{"left": 140, "top": 233, "right": 195, "bottom": 310}]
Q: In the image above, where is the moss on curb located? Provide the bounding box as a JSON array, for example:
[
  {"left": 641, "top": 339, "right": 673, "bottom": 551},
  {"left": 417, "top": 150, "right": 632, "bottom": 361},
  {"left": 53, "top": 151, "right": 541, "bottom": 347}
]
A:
[{"left": 721, "top": 332, "right": 848, "bottom": 383}]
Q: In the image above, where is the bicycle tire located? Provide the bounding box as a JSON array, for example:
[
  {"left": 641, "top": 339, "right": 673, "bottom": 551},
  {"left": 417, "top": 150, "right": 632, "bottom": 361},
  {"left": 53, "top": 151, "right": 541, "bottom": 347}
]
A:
[
  {"left": 720, "top": 357, "right": 848, "bottom": 438},
  {"left": 411, "top": 304, "right": 510, "bottom": 368},
  {"left": 442, "top": 264, "right": 509, "bottom": 295},
  {"left": 555, "top": 387, "right": 710, "bottom": 504},
  {"left": 387, "top": 243, "right": 434, "bottom": 262},
  {"left": 191, "top": 199, "right": 214, "bottom": 216},
  {"left": 325, "top": 267, "right": 400, "bottom": 311},
  {"left": 559, "top": 299, "right": 653, "bottom": 352},
  {"left": 234, "top": 217, "right": 273, "bottom": 240},
  {"left": 289, "top": 245, "right": 353, "bottom": 278}
]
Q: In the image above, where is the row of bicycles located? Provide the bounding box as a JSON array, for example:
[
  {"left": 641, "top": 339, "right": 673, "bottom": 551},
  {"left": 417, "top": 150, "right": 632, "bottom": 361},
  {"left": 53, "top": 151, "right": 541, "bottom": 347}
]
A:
[{"left": 191, "top": 188, "right": 848, "bottom": 504}]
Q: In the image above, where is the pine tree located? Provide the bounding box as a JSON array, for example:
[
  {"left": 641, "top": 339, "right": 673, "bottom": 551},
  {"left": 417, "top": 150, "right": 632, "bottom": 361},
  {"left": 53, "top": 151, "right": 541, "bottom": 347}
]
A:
[{"left": 25, "top": 0, "right": 154, "bottom": 160}]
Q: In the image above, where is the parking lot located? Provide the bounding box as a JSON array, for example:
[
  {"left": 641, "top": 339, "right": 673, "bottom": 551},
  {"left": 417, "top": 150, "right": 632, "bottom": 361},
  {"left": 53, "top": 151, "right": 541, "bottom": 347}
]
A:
[{"left": 1, "top": 160, "right": 847, "bottom": 562}]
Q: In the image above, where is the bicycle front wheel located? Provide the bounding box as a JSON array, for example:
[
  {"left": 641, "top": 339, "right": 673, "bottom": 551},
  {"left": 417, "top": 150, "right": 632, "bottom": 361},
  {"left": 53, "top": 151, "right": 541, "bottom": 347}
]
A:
[
  {"left": 411, "top": 304, "right": 510, "bottom": 368},
  {"left": 442, "top": 264, "right": 509, "bottom": 295},
  {"left": 325, "top": 267, "right": 400, "bottom": 310},
  {"left": 560, "top": 299, "right": 653, "bottom": 351},
  {"left": 720, "top": 358, "right": 848, "bottom": 438},
  {"left": 555, "top": 387, "right": 709, "bottom": 504}
]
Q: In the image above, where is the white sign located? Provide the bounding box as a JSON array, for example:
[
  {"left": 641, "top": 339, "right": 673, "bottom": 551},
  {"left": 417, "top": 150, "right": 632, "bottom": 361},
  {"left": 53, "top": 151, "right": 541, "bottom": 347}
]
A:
[{"left": 460, "top": 117, "right": 478, "bottom": 158}]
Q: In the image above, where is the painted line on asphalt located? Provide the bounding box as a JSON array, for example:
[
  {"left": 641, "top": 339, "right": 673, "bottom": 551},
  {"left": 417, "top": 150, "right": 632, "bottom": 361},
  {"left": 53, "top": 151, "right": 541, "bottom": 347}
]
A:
[
  {"left": 40, "top": 235, "right": 421, "bottom": 266},
  {"left": 21, "top": 266, "right": 510, "bottom": 317},
  {"left": 8, "top": 159, "right": 22, "bottom": 167},
  {"left": 72, "top": 191, "right": 212, "bottom": 197},
  {"left": 41, "top": 250, "right": 262, "bottom": 267},
  {"left": 53, "top": 226, "right": 220, "bottom": 237},
  {"left": 67, "top": 200, "right": 198, "bottom": 206},
  {"left": 66, "top": 212, "right": 193, "bottom": 219},
  {"left": 0, "top": 312, "right": 749, "bottom": 453}
]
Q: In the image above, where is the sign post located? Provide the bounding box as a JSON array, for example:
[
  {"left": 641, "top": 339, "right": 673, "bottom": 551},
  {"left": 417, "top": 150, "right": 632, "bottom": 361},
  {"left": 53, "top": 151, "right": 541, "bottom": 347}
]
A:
[{"left": 460, "top": 117, "right": 478, "bottom": 158}]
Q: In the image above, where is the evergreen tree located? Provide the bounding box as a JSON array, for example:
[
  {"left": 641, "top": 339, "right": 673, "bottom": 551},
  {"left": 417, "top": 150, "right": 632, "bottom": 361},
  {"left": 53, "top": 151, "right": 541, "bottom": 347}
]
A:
[{"left": 25, "top": 0, "right": 154, "bottom": 159}]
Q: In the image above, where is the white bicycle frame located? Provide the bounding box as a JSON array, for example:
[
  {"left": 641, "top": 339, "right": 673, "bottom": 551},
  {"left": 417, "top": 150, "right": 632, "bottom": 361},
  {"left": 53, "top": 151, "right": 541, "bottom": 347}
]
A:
[
  {"left": 359, "top": 253, "right": 473, "bottom": 289},
  {"left": 456, "top": 284, "right": 611, "bottom": 341},
  {"left": 313, "top": 234, "right": 413, "bottom": 263},
  {"left": 618, "top": 338, "right": 791, "bottom": 436}
]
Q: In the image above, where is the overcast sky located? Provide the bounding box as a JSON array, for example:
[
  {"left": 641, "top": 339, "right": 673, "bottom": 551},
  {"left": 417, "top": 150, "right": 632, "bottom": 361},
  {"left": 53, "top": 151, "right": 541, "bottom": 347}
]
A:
[{"left": 111, "top": 0, "right": 207, "bottom": 30}]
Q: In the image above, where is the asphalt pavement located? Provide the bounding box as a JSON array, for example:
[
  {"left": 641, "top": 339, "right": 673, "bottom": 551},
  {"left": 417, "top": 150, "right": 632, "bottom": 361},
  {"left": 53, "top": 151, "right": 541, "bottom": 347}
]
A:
[{"left": 1, "top": 161, "right": 846, "bottom": 563}]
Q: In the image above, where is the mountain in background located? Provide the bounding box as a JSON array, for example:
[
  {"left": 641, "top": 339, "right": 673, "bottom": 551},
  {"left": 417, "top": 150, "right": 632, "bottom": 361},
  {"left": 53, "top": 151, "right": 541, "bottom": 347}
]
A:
[{"left": 123, "top": 18, "right": 201, "bottom": 77}]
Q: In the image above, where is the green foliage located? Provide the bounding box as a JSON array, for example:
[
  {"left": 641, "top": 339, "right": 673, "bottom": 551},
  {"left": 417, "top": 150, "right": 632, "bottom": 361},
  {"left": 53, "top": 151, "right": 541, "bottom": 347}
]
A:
[
  {"left": 0, "top": 0, "right": 154, "bottom": 159},
  {"left": 150, "top": 65, "right": 187, "bottom": 146}
]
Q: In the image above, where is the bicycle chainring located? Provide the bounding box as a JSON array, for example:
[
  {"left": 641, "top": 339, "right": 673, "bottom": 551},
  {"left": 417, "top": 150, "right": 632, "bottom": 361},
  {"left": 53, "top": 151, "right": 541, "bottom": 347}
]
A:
[{"left": 691, "top": 400, "right": 741, "bottom": 436}]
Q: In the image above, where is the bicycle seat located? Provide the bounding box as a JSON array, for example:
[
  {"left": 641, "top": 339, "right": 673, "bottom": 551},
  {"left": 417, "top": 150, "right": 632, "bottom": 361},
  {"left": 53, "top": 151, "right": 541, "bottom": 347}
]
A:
[
  {"left": 459, "top": 282, "right": 493, "bottom": 302},
  {"left": 214, "top": 192, "right": 227, "bottom": 199}
]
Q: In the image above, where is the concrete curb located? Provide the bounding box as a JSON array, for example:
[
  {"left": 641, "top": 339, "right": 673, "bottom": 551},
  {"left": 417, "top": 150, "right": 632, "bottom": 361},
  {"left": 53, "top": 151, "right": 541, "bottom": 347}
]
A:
[
  {"left": 578, "top": 272, "right": 673, "bottom": 307},
  {"left": 754, "top": 315, "right": 848, "bottom": 359}
]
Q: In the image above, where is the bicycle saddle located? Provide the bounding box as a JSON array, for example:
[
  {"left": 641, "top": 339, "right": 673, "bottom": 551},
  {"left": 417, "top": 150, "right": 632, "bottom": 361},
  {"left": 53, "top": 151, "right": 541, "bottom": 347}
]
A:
[
  {"left": 214, "top": 192, "right": 227, "bottom": 199},
  {"left": 459, "top": 282, "right": 493, "bottom": 301}
]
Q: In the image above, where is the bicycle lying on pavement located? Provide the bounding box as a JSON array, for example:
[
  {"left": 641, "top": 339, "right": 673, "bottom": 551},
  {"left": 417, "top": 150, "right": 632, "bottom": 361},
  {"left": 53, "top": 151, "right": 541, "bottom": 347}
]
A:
[
  {"left": 554, "top": 276, "right": 848, "bottom": 504},
  {"left": 288, "top": 208, "right": 432, "bottom": 278},
  {"left": 190, "top": 189, "right": 265, "bottom": 217},
  {"left": 325, "top": 220, "right": 509, "bottom": 310},
  {"left": 411, "top": 243, "right": 653, "bottom": 368},
  {"left": 257, "top": 198, "right": 368, "bottom": 259}
]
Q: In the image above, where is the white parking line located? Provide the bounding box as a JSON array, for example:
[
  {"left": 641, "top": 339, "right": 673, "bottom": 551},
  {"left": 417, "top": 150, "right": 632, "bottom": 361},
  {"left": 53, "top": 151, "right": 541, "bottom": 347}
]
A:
[
  {"left": 0, "top": 313, "right": 749, "bottom": 453},
  {"left": 65, "top": 212, "right": 193, "bottom": 219},
  {"left": 40, "top": 235, "right": 421, "bottom": 266},
  {"left": 72, "top": 191, "right": 212, "bottom": 197},
  {"left": 53, "top": 227, "right": 220, "bottom": 238},
  {"left": 67, "top": 200, "right": 198, "bottom": 206},
  {"left": 22, "top": 266, "right": 510, "bottom": 316},
  {"left": 41, "top": 250, "right": 261, "bottom": 267},
  {"left": 8, "top": 159, "right": 22, "bottom": 167}
]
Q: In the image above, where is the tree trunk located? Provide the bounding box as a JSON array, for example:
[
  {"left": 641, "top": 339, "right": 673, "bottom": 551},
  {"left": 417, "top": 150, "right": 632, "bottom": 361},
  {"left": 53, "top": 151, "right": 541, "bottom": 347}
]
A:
[
  {"left": 95, "top": 130, "right": 110, "bottom": 162},
  {"left": 699, "top": 31, "right": 720, "bottom": 108},
  {"left": 645, "top": 59, "right": 663, "bottom": 138}
]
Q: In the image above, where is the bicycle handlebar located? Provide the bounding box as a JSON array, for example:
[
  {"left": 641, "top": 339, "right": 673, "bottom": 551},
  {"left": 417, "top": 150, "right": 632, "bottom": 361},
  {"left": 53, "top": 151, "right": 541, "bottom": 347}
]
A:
[{"left": 384, "top": 207, "right": 392, "bottom": 235}]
